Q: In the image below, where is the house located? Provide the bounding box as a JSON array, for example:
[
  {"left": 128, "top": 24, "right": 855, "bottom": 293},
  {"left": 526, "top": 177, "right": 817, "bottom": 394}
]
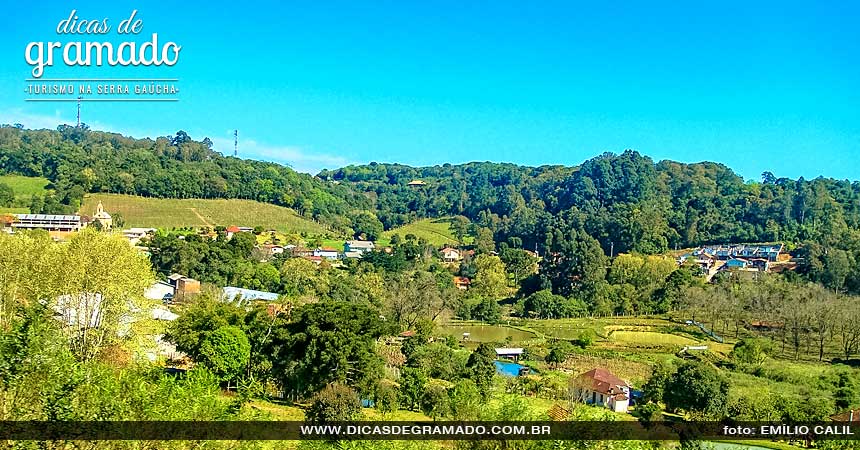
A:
[
  {"left": 407, "top": 180, "right": 427, "bottom": 187},
  {"left": 166, "top": 274, "right": 200, "bottom": 300},
  {"left": 453, "top": 276, "right": 471, "bottom": 290},
  {"left": 313, "top": 247, "right": 339, "bottom": 260},
  {"left": 343, "top": 251, "right": 364, "bottom": 259},
  {"left": 11, "top": 214, "right": 83, "bottom": 232},
  {"left": 122, "top": 228, "right": 156, "bottom": 245},
  {"left": 344, "top": 240, "right": 375, "bottom": 254},
  {"left": 222, "top": 286, "right": 279, "bottom": 306},
  {"left": 495, "top": 347, "right": 524, "bottom": 362},
  {"left": 441, "top": 247, "right": 461, "bottom": 263},
  {"left": 570, "top": 368, "right": 631, "bottom": 413},
  {"left": 225, "top": 226, "right": 242, "bottom": 239}
]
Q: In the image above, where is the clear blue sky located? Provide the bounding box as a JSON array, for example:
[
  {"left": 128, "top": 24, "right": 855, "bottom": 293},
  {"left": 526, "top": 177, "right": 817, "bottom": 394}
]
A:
[{"left": 2, "top": 0, "right": 858, "bottom": 178}]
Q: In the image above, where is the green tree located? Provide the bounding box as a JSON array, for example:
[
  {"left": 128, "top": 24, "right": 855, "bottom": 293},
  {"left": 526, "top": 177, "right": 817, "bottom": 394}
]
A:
[
  {"left": 466, "top": 343, "right": 496, "bottom": 399},
  {"left": 472, "top": 254, "right": 508, "bottom": 299},
  {"left": 664, "top": 362, "right": 729, "bottom": 417},
  {"left": 421, "top": 383, "right": 451, "bottom": 420},
  {"left": 399, "top": 367, "right": 427, "bottom": 411},
  {"left": 274, "top": 302, "right": 386, "bottom": 396},
  {"left": 197, "top": 325, "right": 251, "bottom": 382}
]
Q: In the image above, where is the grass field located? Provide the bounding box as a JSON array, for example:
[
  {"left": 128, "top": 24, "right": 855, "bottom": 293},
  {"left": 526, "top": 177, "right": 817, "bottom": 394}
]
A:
[
  {"left": 382, "top": 217, "right": 464, "bottom": 247},
  {"left": 0, "top": 175, "right": 50, "bottom": 200},
  {"left": 80, "top": 193, "right": 328, "bottom": 234}
]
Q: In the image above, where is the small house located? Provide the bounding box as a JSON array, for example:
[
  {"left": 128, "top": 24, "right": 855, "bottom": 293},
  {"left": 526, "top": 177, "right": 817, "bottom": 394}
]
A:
[
  {"left": 344, "top": 240, "right": 375, "bottom": 254},
  {"left": 453, "top": 276, "right": 471, "bottom": 290},
  {"left": 441, "top": 247, "right": 461, "bottom": 263},
  {"left": 313, "top": 247, "right": 339, "bottom": 260},
  {"left": 570, "top": 368, "right": 631, "bottom": 413}
]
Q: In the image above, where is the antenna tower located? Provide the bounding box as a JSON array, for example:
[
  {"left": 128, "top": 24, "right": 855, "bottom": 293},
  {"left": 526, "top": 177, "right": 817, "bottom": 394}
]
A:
[
  {"left": 234, "top": 130, "right": 238, "bottom": 157},
  {"left": 76, "top": 96, "right": 82, "bottom": 127}
]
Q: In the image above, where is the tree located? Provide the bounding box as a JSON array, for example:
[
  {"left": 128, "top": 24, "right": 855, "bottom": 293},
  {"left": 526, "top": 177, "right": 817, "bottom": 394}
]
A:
[
  {"left": 450, "top": 216, "right": 470, "bottom": 244},
  {"left": 306, "top": 383, "right": 361, "bottom": 423},
  {"left": 448, "top": 379, "right": 482, "bottom": 420},
  {"left": 466, "top": 343, "right": 496, "bottom": 399},
  {"left": 642, "top": 363, "right": 672, "bottom": 405},
  {"left": 545, "top": 341, "right": 571, "bottom": 367},
  {"left": 472, "top": 254, "right": 508, "bottom": 299},
  {"left": 399, "top": 367, "right": 427, "bottom": 411},
  {"left": 351, "top": 211, "right": 384, "bottom": 241},
  {"left": 421, "top": 383, "right": 451, "bottom": 420},
  {"left": 664, "top": 362, "right": 729, "bottom": 417},
  {"left": 49, "top": 229, "right": 155, "bottom": 360},
  {"left": 273, "top": 302, "right": 386, "bottom": 396},
  {"left": 375, "top": 381, "right": 399, "bottom": 415},
  {"left": 730, "top": 338, "right": 774, "bottom": 366},
  {"left": 197, "top": 325, "right": 251, "bottom": 382},
  {"left": 474, "top": 227, "right": 495, "bottom": 254}
]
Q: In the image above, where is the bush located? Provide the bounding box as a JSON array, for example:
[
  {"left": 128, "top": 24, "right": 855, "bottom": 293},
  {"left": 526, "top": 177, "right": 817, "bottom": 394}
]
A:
[{"left": 306, "top": 383, "right": 361, "bottom": 423}]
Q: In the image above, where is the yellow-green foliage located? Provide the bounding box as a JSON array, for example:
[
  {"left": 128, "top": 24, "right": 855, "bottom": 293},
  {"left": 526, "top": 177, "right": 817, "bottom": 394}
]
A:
[
  {"left": 608, "top": 330, "right": 699, "bottom": 347},
  {"left": 81, "top": 193, "right": 327, "bottom": 234},
  {"left": 382, "top": 218, "right": 460, "bottom": 246}
]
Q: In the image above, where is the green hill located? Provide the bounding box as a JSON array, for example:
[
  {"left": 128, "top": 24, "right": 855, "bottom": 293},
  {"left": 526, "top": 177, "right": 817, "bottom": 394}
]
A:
[
  {"left": 80, "top": 194, "right": 328, "bottom": 235},
  {"left": 381, "top": 217, "right": 462, "bottom": 247},
  {"left": 0, "top": 174, "right": 49, "bottom": 199}
]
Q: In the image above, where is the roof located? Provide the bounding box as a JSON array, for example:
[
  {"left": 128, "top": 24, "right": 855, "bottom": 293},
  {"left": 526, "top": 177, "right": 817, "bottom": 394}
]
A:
[
  {"left": 317, "top": 247, "right": 338, "bottom": 252},
  {"left": 225, "top": 226, "right": 241, "bottom": 233},
  {"left": 399, "top": 330, "right": 416, "bottom": 337},
  {"left": 345, "top": 240, "right": 375, "bottom": 248},
  {"left": 15, "top": 214, "right": 81, "bottom": 221},
  {"left": 453, "top": 276, "right": 471, "bottom": 285},
  {"left": 577, "top": 368, "right": 629, "bottom": 396},
  {"left": 222, "top": 286, "right": 279, "bottom": 303},
  {"left": 407, "top": 180, "right": 427, "bottom": 186},
  {"left": 167, "top": 273, "right": 186, "bottom": 281},
  {"left": 495, "top": 347, "right": 524, "bottom": 356}
]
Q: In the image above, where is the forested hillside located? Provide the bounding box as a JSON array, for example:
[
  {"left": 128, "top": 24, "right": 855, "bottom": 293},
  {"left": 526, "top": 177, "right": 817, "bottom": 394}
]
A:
[
  {"left": 2, "top": 124, "right": 859, "bottom": 294},
  {"left": 0, "top": 125, "right": 370, "bottom": 230}
]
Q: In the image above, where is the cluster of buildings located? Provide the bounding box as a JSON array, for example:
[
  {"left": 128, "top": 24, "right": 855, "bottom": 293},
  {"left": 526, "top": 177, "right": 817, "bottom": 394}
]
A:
[
  {"left": 678, "top": 243, "right": 786, "bottom": 275},
  {"left": 1, "top": 201, "right": 114, "bottom": 234}
]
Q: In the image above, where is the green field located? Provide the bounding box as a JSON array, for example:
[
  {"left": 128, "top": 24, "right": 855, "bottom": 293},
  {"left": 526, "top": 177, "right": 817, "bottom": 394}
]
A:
[
  {"left": 0, "top": 174, "right": 50, "bottom": 203},
  {"left": 80, "top": 193, "right": 328, "bottom": 234},
  {"left": 382, "top": 217, "right": 463, "bottom": 247}
]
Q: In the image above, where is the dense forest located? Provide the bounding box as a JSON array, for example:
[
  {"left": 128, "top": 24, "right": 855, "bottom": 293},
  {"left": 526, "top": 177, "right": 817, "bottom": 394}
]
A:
[{"left": 2, "top": 124, "right": 859, "bottom": 294}]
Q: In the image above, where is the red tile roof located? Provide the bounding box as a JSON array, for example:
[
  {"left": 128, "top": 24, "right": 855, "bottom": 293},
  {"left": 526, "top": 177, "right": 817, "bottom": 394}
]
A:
[
  {"left": 226, "top": 226, "right": 241, "bottom": 233},
  {"left": 577, "top": 368, "right": 629, "bottom": 396}
]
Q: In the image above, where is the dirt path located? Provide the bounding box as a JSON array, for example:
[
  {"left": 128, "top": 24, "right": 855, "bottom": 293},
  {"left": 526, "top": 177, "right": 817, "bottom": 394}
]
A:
[{"left": 189, "top": 207, "right": 213, "bottom": 228}]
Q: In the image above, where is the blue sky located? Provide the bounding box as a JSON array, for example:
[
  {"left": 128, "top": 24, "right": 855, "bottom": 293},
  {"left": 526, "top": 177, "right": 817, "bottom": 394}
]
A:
[{"left": 2, "top": 1, "right": 858, "bottom": 178}]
